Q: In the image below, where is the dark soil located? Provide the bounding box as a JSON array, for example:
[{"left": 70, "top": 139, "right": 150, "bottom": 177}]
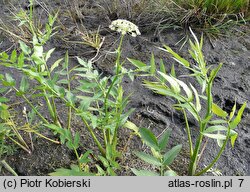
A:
[{"left": 0, "top": 0, "right": 249, "bottom": 176}]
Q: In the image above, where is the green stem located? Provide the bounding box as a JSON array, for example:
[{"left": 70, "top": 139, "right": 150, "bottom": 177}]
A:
[
  {"left": 103, "top": 34, "right": 125, "bottom": 144},
  {"left": 0, "top": 160, "right": 18, "bottom": 176},
  {"left": 8, "top": 136, "right": 31, "bottom": 154},
  {"left": 13, "top": 87, "right": 49, "bottom": 124},
  {"left": 42, "top": 90, "right": 56, "bottom": 121},
  {"left": 9, "top": 119, "right": 29, "bottom": 149},
  {"left": 195, "top": 125, "right": 231, "bottom": 176},
  {"left": 80, "top": 116, "right": 105, "bottom": 156},
  {"left": 42, "top": 64, "right": 60, "bottom": 127},
  {"left": 35, "top": 82, "right": 104, "bottom": 155},
  {"left": 181, "top": 104, "right": 193, "bottom": 157},
  {"left": 74, "top": 148, "right": 81, "bottom": 169},
  {"left": 33, "top": 131, "right": 60, "bottom": 144},
  {"left": 111, "top": 86, "right": 123, "bottom": 147},
  {"left": 188, "top": 81, "right": 212, "bottom": 175},
  {"left": 67, "top": 63, "right": 72, "bottom": 130}
]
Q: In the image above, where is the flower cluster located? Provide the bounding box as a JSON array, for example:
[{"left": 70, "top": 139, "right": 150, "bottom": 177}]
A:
[{"left": 109, "top": 19, "right": 141, "bottom": 37}]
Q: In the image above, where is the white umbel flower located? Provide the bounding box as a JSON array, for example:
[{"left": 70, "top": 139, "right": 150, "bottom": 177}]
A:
[{"left": 109, "top": 19, "right": 141, "bottom": 37}]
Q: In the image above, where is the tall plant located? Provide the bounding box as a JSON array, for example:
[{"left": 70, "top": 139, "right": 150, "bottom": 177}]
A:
[{"left": 128, "top": 29, "right": 246, "bottom": 175}]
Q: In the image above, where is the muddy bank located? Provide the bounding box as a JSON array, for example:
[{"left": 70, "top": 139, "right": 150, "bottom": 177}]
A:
[{"left": 0, "top": 0, "right": 249, "bottom": 176}]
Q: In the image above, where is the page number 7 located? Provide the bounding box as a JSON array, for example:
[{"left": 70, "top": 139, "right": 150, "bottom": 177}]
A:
[{"left": 238, "top": 179, "right": 244, "bottom": 187}]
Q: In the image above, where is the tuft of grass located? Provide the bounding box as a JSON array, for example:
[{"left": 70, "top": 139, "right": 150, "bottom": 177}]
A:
[{"left": 149, "top": 0, "right": 249, "bottom": 35}]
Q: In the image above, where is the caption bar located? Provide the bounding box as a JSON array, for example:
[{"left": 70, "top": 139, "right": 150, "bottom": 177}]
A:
[{"left": 0, "top": 176, "right": 248, "bottom": 192}]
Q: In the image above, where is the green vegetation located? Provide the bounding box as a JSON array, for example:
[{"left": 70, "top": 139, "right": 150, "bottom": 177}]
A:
[
  {"left": 0, "top": 0, "right": 248, "bottom": 176},
  {"left": 129, "top": 29, "right": 246, "bottom": 175},
  {"left": 94, "top": 0, "right": 249, "bottom": 35}
]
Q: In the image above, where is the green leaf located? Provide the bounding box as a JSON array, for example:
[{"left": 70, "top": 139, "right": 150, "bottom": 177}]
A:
[
  {"left": 163, "top": 45, "right": 190, "bottom": 67},
  {"left": 209, "top": 119, "right": 227, "bottom": 124},
  {"left": 33, "top": 45, "right": 43, "bottom": 57},
  {"left": 73, "top": 132, "right": 80, "bottom": 149},
  {"left": 212, "top": 103, "right": 228, "bottom": 118},
  {"left": 159, "top": 59, "right": 166, "bottom": 83},
  {"left": 77, "top": 57, "right": 89, "bottom": 67},
  {"left": 190, "top": 84, "right": 201, "bottom": 112},
  {"left": 229, "top": 102, "right": 246, "bottom": 129},
  {"left": 230, "top": 130, "right": 238, "bottom": 147},
  {"left": 209, "top": 63, "right": 223, "bottom": 83},
  {"left": 77, "top": 97, "right": 93, "bottom": 111},
  {"left": 45, "top": 48, "right": 55, "bottom": 61},
  {"left": 163, "top": 144, "right": 182, "bottom": 166},
  {"left": 10, "top": 50, "right": 17, "bottom": 63},
  {"left": 31, "top": 54, "right": 44, "bottom": 66},
  {"left": 158, "top": 129, "right": 171, "bottom": 151},
  {"left": 107, "top": 167, "right": 116, "bottom": 176},
  {"left": 131, "top": 168, "right": 159, "bottom": 176},
  {"left": 0, "top": 109, "right": 10, "bottom": 120},
  {"left": 143, "top": 81, "right": 185, "bottom": 102},
  {"left": 20, "top": 76, "right": 29, "bottom": 93},
  {"left": 49, "top": 165, "right": 95, "bottom": 176},
  {"left": 204, "top": 125, "right": 228, "bottom": 133},
  {"left": 170, "top": 64, "right": 176, "bottom": 77},
  {"left": 174, "top": 78, "right": 193, "bottom": 101},
  {"left": 79, "top": 150, "right": 92, "bottom": 164},
  {"left": 17, "top": 52, "right": 25, "bottom": 68},
  {"left": 203, "top": 133, "right": 226, "bottom": 140},
  {"left": 164, "top": 170, "right": 178, "bottom": 176},
  {"left": 127, "top": 58, "right": 147, "bottom": 68},
  {"left": 0, "top": 52, "right": 9, "bottom": 60},
  {"left": 19, "top": 41, "right": 31, "bottom": 55},
  {"left": 106, "top": 144, "right": 113, "bottom": 161},
  {"left": 66, "top": 91, "right": 76, "bottom": 105},
  {"left": 98, "top": 156, "right": 110, "bottom": 168},
  {"left": 139, "top": 128, "right": 159, "bottom": 150},
  {"left": 0, "top": 97, "right": 9, "bottom": 102},
  {"left": 96, "top": 165, "right": 106, "bottom": 176},
  {"left": 229, "top": 100, "right": 236, "bottom": 121},
  {"left": 150, "top": 53, "right": 156, "bottom": 74},
  {"left": 134, "top": 151, "right": 162, "bottom": 166},
  {"left": 157, "top": 72, "right": 180, "bottom": 94},
  {"left": 50, "top": 58, "right": 63, "bottom": 72},
  {"left": 124, "top": 121, "right": 139, "bottom": 135},
  {"left": 4, "top": 73, "right": 15, "bottom": 86}
]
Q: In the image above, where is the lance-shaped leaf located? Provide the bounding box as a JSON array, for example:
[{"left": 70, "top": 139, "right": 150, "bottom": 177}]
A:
[
  {"left": 174, "top": 77, "right": 193, "bottom": 101},
  {"left": 203, "top": 133, "right": 227, "bottom": 140},
  {"left": 159, "top": 59, "right": 166, "bottom": 83},
  {"left": 163, "top": 144, "right": 182, "bottom": 166},
  {"left": 134, "top": 151, "right": 162, "bottom": 166},
  {"left": 162, "top": 45, "right": 190, "bottom": 67},
  {"left": 143, "top": 80, "right": 185, "bottom": 102},
  {"left": 203, "top": 125, "right": 228, "bottom": 134},
  {"left": 124, "top": 121, "right": 139, "bottom": 135},
  {"left": 190, "top": 84, "right": 201, "bottom": 112},
  {"left": 230, "top": 130, "right": 238, "bottom": 147},
  {"left": 157, "top": 71, "right": 180, "bottom": 94},
  {"left": 20, "top": 76, "right": 29, "bottom": 93},
  {"left": 158, "top": 129, "right": 171, "bottom": 151},
  {"left": 19, "top": 41, "right": 31, "bottom": 55},
  {"left": 50, "top": 58, "right": 63, "bottom": 72},
  {"left": 209, "top": 63, "right": 223, "bottom": 83},
  {"left": 229, "top": 100, "right": 237, "bottom": 121},
  {"left": 229, "top": 102, "right": 246, "bottom": 129},
  {"left": 131, "top": 168, "right": 159, "bottom": 176},
  {"left": 212, "top": 103, "right": 228, "bottom": 118},
  {"left": 127, "top": 58, "right": 149, "bottom": 71},
  {"left": 139, "top": 128, "right": 159, "bottom": 151}
]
